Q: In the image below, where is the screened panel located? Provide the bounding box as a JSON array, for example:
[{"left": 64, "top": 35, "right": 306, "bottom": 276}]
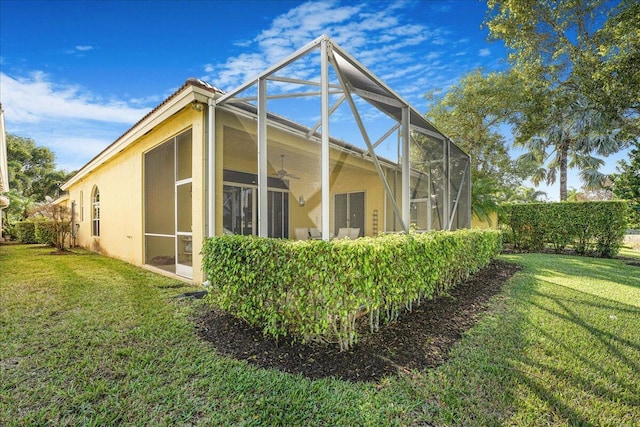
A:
[
  {"left": 145, "top": 235, "right": 175, "bottom": 271},
  {"left": 145, "top": 142, "right": 175, "bottom": 235},
  {"left": 176, "top": 129, "right": 193, "bottom": 181},
  {"left": 449, "top": 142, "right": 471, "bottom": 230},
  {"left": 385, "top": 168, "right": 403, "bottom": 232},
  {"left": 177, "top": 183, "right": 192, "bottom": 233},
  {"left": 410, "top": 134, "right": 446, "bottom": 230}
]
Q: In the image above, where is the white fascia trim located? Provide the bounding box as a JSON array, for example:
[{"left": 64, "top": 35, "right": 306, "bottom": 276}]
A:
[{"left": 62, "top": 86, "right": 214, "bottom": 190}]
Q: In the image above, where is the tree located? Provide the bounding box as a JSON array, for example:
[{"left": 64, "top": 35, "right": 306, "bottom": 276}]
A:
[
  {"left": 515, "top": 95, "right": 626, "bottom": 200},
  {"left": 485, "top": 0, "right": 638, "bottom": 200},
  {"left": 589, "top": 0, "right": 640, "bottom": 138},
  {"left": 31, "top": 200, "right": 72, "bottom": 251},
  {"left": 611, "top": 143, "right": 640, "bottom": 227},
  {"left": 6, "top": 133, "right": 58, "bottom": 201},
  {"left": 471, "top": 176, "right": 503, "bottom": 225},
  {"left": 505, "top": 186, "right": 547, "bottom": 204},
  {"left": 425, "top": 69, "right": 524, "bottom": 189}
]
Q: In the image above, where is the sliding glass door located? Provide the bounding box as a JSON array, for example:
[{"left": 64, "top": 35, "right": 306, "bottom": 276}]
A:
[
  {"left": 223, "top": 170, "right": 289, "bottom": 239},
  {"left": 334, "top": 191, "right": 365, "bottom": 237}
]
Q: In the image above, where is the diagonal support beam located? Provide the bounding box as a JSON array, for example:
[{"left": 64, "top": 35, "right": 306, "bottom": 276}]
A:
[
  {"left": 329, "top": 52, "right": 408, "bottom": 233},
  {"left": 307, "top": 95, "right": 346, "bottom": 138},
  {"left": 361, "top": 122, "right": 400, "bottom": 158}
]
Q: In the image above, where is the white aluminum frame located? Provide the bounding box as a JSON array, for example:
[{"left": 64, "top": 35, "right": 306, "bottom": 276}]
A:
[{"left": 211, "top": 34, "right": 471, "bottom": 237}]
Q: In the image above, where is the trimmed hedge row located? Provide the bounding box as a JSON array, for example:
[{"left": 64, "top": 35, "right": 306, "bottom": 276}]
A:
[
  {"left": 203, "top": 230, "right": 502, "bottom": 350},
  {"left": 14, "top": 221, "right": 58, "bottom": 246},
  {"left": 501, "top": 201, "right": 627, "bottom": 257}
]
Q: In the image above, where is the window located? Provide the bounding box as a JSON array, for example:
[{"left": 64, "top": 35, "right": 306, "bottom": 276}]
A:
[
  {"left": 80, "top": 190, "right": 84, "bottom": 221},
  {"left": 92, "top": 187, "right": 100, "bottom": 236}
]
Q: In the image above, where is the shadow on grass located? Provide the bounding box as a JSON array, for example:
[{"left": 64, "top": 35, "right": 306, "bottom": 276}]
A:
[
  {"left": 534, "top": 254, "right": 640, "bottom": 291},
  {"left": 495, "top": 270, "right": 640, "bottom": 423}
]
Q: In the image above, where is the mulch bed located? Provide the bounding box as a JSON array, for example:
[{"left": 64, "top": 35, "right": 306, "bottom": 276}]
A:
[{"left": 195, "top": 259, "right": 522, "bottom": 382}]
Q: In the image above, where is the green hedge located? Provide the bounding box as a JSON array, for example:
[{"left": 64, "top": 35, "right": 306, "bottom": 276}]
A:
[
  {"left": 15, "top": 222, "right": 36, "bottom": 244},
  {"left": 501, "top": 201, "right": 627, "bottom": 257},
  {"left": 35, "top": 221, "right": 57, "bottom": 246},
  {"left": 203, "top": 230, "right": 502, "bottom": 350}
]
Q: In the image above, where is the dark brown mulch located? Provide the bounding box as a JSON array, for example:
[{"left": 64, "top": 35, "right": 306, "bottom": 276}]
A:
[{"left": 194, "top": 259, "right": 522, "bottom": 382}]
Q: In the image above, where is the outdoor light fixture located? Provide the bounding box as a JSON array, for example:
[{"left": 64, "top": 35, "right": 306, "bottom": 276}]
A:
[
  {"left": 190, "top": 100, "right": 204, "bottom": 112},
  {"left": 298, "top": 195, "right": 306, "bottom": 207}
]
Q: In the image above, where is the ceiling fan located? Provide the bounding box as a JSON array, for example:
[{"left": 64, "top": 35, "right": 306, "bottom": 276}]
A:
[{"left": 274, "top": 154, "right": 300, "bottom": 180}]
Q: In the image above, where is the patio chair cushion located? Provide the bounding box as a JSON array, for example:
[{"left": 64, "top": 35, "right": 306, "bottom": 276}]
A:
[{"left": 295, "top": 227, "right": 310, "bottom": 240}]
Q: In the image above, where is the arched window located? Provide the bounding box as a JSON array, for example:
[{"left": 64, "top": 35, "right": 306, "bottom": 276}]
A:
[{"left": 92, "top": 187, "right": 100, "bottom": 237}]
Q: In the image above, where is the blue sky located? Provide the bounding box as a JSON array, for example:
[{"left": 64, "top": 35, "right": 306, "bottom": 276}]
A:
[{"left": 0, "top": 0, "right": 628, "bottom": 200}]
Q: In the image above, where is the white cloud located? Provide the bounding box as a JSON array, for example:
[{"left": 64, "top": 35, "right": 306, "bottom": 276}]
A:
[
  {"left": 201, "top": 0, "right": 494, "bottom": 120},
  {"left": 0, "top": 71, "right": 151, "bottom": 124},
  {"left": 64, "top": 45, "right": 95, "bottom": 55},
  {"left": 0, "top": 71, "right": 155, "bottom": 170},
  {"left": 203, "top": 0, "right": 443, "bottom": 92},
  {"left": 479, "top": 48, "right": 491, "bottom": 57}
]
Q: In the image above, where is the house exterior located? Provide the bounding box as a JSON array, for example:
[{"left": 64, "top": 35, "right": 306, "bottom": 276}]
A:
[{"left": 61, "top": 35, "right": 470, "bottom": 284}]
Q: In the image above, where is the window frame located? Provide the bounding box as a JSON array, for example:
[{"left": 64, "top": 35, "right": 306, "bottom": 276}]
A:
[{"left": 91, "top": 186, "right": 100, "bottom": 237}]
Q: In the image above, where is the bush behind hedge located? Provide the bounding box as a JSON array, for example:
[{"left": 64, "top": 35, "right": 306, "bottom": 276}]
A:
[
  {"left": 15, "top": 222, "right": 37, "bottom": 244},
  {"left": 35, "top": 221, "right": 57, "bottom": 246},
  {"left": 203, "top": 229, "right": 502, "bottom": 350},
  {"left": 501, "top": 201, "right": 627, "bottom": 257}
]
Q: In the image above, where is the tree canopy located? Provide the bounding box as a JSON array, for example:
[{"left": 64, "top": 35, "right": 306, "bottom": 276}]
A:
[
  {"left": 3, "top": 133, "right": 73, "bottom": 233},
  {"left": 485, "top": 0, "right": 639, "bottom": 200},
  {"left": 425, "top": 69, "right": 525, "bottom": 188},
  {"left": 611, "top": 143, "right": 640, "bottom": 226}
]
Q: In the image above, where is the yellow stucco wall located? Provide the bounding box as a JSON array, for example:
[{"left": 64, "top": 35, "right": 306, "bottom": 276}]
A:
[
  {"left": 215, "top": 109, "right": 391, "bottom": 238},
  {"left": 64, "top": 103, "right": 400, "bottom": 284},
  {"left": 471, "top": 211, "right": 498, "bottom": 229},
  {"left": 65, "top": 107, "right": 206, "bottom": 283}
]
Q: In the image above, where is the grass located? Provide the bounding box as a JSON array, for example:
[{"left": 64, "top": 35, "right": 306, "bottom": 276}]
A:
[{"left": 1, "top": 244, "right": 639, "bottom": 426}]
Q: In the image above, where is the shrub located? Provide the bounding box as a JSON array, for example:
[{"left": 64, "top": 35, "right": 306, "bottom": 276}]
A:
[
  {"left": 203, "top": 229, "right": 502, "bottom": 351},
  {"left": 15, "top": 222, "right": 36, "bottom": 244},
  {"left": 501, "top": 201, "right": 627, "bottom": 257},
  {"left": 35, "top": 221, "right": 57, "bottom": 246}
]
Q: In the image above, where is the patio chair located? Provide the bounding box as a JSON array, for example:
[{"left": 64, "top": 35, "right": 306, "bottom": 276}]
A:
[
  {"left": 336, "top": 228, "right": 351, "bottom": 239},
  {"left": 295, "top": 227, "right": 310, "bottom": 240},
  {"left": 348, "top": 228, "right": 360, "bottom": 239},
  {"left": 309, "top": 227, "right": 322, "bottom": 239}
]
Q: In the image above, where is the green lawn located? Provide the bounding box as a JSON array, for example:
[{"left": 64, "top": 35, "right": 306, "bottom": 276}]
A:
[{"left": 1, "top": 244, "right": 639, "bottom": 426}]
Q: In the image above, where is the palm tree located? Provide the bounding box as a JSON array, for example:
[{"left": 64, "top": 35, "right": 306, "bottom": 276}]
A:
[
  {"left": 506, "top": 186, "right": 547, "bottom": 204},
  {"left": 471, "top": 177, "right": 503, "bottom": 226},
  {"left": 516, "top": 96, "right": 627, "bottom": 200}
]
